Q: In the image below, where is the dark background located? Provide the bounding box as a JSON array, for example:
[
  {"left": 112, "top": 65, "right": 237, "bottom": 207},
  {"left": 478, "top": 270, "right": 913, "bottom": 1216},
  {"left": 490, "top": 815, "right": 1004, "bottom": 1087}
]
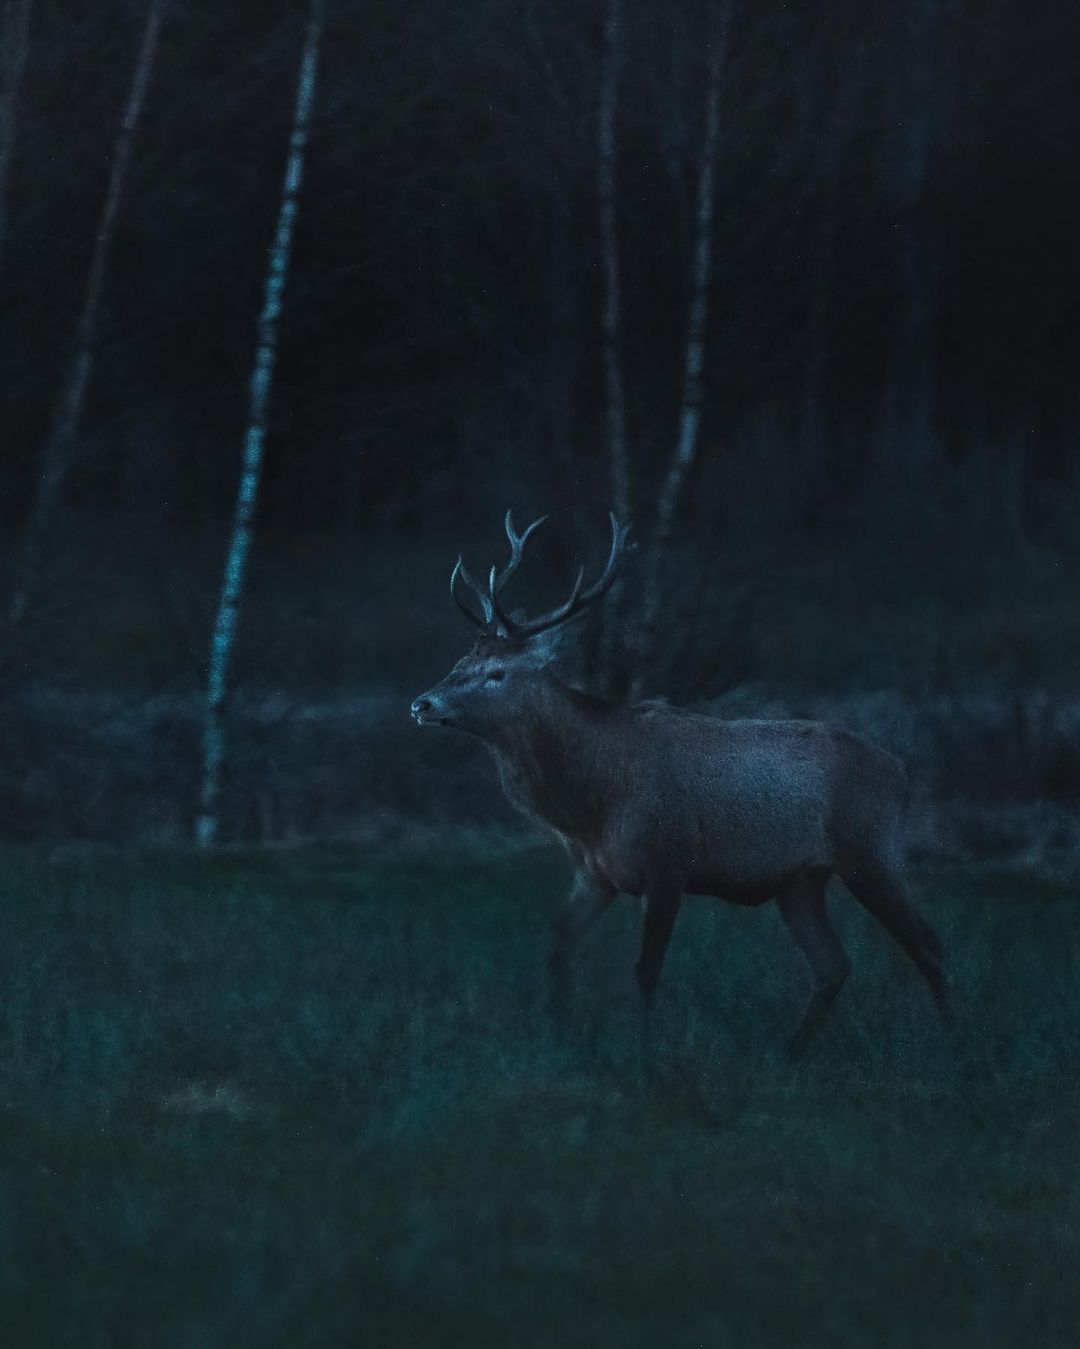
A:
[
  {"left": 4, "top": 7, "right": 1080, "bottom": 1343},
  {"left": 1, "top": 0, "right": 1079, "bottom": 845},
  {"left": 5, "top": 0, "right": 1080, "bottom": 531},
  {"left": 6, "top": 0, "right": 1080, "bottom": 533}
]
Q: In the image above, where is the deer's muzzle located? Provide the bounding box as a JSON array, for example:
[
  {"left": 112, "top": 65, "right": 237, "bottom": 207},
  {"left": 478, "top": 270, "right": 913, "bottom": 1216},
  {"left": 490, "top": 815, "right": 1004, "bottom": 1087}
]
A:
[{"left": 410, "top": 694, "right": 447, "bottom": 726}]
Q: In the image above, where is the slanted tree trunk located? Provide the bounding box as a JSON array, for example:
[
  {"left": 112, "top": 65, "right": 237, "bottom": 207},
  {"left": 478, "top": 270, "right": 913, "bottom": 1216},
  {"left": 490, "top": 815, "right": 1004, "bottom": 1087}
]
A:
[
  {"left": 0, "top": 0, "right": 32, "bottom": 276},
  {"left": 545, "top": 197, "right": 586, "bottom": 544},
  {"left": 797, "top": 50, "right": 861, "bottom": 528},
  {"left": 7, "top": 0, "right": 164, "bottom": 625},
  {"left": 878, "top": 0, "right": 955, "bottom": 521},
  {"left": 196, "top": 0, "right": 324, "bottom": 848},
  {"left": 598, "top": 0, "right": 630, "bottom": 525},
  {"left": 592, "top": 0, "right": 635, "bottom": 689},
  {"left": 631, "top": 17, "right": 727, "bottom": 699}
]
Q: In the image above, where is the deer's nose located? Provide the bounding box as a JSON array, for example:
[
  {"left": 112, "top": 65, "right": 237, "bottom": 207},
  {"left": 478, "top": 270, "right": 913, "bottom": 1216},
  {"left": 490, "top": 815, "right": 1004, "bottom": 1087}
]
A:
[{"left": 411, "top": 696, "right": 433, "bottom": 721}]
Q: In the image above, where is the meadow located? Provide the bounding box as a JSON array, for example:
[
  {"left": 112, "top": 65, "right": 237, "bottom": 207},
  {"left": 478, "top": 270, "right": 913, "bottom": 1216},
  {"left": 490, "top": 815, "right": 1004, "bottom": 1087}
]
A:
[{"left": 0, "top": 838, "right": 1077, "bottom": 1347}]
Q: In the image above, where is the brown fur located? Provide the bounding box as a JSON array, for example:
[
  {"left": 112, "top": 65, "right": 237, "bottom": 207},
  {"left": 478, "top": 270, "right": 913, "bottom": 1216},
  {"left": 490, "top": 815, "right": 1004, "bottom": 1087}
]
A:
[{"left": 413, "top": 610, "right": 948, "bottom": 1053}]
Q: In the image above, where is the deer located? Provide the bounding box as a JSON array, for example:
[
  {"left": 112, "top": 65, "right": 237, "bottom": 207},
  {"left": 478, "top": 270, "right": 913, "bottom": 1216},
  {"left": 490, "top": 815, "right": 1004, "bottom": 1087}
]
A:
[{"left": 410, "top": 512, "right": 949, "bottom": 1054}]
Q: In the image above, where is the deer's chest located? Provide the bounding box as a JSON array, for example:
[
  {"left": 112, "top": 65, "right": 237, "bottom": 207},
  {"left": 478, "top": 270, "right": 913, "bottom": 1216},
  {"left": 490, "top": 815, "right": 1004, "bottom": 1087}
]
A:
[
  {"left": 500, "top": 765, "right": 537, "bottom": 819},
  {"left": 493, "top": 751, "right": 607, "bottom": 844},
  {"left": 495, "top": 758, "right": 574, "bottom": 833}
]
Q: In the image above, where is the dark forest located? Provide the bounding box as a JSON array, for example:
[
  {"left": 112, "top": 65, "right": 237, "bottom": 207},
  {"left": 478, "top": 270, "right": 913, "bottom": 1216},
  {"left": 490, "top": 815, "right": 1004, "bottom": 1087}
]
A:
[
  {"left": 6, "top": 1, "right": 1080, "bottom": 544},
  {"left": 2, "top": 0, "right": 1080, "bottom": 1343}
]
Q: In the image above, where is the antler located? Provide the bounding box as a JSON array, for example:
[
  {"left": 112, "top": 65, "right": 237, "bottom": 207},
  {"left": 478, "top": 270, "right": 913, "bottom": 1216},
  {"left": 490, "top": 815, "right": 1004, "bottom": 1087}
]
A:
[
  {"left": 450, "top": 511, "right": 548, "bottom": 632},
  {"left": 450, "top": 558, "right": 488, "bottom": 629},
  {"left": 450, "top": 510, "right": 629, "bottom": 641}
]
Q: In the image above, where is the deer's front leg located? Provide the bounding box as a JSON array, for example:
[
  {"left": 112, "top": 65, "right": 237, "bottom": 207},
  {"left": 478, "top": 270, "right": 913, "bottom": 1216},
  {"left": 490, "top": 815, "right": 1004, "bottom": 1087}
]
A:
[
  {"left": 635, "top": 884, "right": 682, "bottom": 1009},
  {"left": 548, "top": 870, "right": 616, "bottom": 1003}
]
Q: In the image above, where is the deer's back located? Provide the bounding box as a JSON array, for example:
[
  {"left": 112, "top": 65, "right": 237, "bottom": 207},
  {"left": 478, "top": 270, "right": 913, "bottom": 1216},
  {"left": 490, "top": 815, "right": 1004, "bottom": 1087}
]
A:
[{"left": 592, "top": 708, "right": 907, "bottom": 898}]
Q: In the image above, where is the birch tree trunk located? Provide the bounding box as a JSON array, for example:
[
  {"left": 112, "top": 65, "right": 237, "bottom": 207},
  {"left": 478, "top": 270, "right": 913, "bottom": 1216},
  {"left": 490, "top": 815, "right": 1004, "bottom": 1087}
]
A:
[
  {"left": 546, "top": 199, "right": 586, "bottom": 545},
  {"left": 598, "top": 0, "right": 630, "bottom": 525},
  {"left": 0, "top": 0, "right": 32, "bottom": 276},
  {"left": 631, "top": 20, "right": 726, "bottom": 699},
  {"left": 195, "top": 0, "right": 324, "bottom": 848},
  {"left": 879, "top": 0, "right": 952, "bottom": 513},
  {"left": 7, "top": 0, "right": 164, "bottom": 625},
  {"left": 592, "top": 0, "right": 633, "bottom": 689},
  {"left": 798, "top": 58, "right": 860, "bottom": 522}
]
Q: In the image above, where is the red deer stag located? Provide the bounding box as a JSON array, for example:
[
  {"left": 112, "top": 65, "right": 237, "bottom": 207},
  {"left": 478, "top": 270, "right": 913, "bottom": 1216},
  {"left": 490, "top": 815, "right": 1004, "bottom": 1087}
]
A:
[{"left": 411, "top": 513, "right": 949, "bottom": 1053}]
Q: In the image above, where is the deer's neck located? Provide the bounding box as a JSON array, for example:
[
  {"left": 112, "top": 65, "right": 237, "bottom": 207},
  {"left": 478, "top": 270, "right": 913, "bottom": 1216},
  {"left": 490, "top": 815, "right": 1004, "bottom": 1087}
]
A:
[{"left": 486, "top": 677, "right": 618, "bottom": 838}]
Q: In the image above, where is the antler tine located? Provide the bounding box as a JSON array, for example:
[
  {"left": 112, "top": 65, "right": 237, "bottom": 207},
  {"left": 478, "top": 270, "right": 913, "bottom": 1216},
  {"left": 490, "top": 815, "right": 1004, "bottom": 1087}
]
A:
[
  {"left": 572, "top": 511, "right": 629, "bottom": 608},
  {"left": 450, "top": 511, "right": 628, "bottom": 640},
  {"left": 486, "top": 566, "right": 503, "bottom": 631},
  {"left": 500, "top": 512, "right": 630, "bottom": 640},
  {"left": 493, "top": 511, "right": 547, "bottom": 595},
  {"left": 482, "top": 511, "right": 548, "bottom": 637},
  {"left": 450, "top": 556, "right": 492, "bottom": 630}
]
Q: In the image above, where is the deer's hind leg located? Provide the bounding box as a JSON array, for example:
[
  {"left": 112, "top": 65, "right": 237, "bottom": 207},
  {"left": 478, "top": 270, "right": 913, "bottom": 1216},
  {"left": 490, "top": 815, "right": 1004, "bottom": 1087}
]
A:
[
  {"left": 777, "top": 869, "right": 852, "bottom": 1056},
  {"left": 635, "top": 882, "right": 682, "bottom": 1009},
  {"left": 840, "top": 856, "right": 949, "bottom": 1021}
]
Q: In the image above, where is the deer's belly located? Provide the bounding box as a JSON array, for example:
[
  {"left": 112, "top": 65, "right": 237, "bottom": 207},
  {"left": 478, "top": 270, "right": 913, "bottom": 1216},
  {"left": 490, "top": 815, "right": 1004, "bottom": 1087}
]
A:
[
  {"left": 585, "top": 834, "right": 824, "bottom": 901},
  {"left": 579, "top": 844, "right": 786, "bottom": 902},
  {"left": 684, "top": 869, "right": 797, "bottom": 906}
]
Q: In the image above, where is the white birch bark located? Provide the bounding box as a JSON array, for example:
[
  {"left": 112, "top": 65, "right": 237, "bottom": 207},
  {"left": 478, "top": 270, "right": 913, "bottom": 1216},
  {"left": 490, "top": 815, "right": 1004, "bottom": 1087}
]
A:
[
  {"left": 8, "top": 0, "right": 164, "bottom": 625},
  {"left": 631, "top": 21, "right": 726, "bottom": 697},
  {"left": 0, "top": 0, "right": 32, "bottom": 276},
  {"left": 195, "top": 0, "right": 324, "bottom": 848}
]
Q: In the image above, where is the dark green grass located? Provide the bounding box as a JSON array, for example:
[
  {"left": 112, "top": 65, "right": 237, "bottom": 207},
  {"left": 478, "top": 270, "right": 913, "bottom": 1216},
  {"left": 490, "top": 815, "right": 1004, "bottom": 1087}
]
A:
[{"left": 0, "top": 841, "right": 1077, "bottom": 1347}]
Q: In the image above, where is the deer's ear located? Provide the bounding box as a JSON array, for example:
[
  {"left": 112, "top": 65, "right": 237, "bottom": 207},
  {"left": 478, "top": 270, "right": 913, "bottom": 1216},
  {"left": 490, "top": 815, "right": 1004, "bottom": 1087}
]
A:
[{"left": 521, "top": 623, "right": 575, "bottom": 666}]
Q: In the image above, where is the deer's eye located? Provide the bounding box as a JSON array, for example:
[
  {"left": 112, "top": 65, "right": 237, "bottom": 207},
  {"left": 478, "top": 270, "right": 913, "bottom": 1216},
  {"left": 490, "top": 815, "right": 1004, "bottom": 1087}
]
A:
[{"left": 486, "top": 668, "right": 505, "bottom": 683}]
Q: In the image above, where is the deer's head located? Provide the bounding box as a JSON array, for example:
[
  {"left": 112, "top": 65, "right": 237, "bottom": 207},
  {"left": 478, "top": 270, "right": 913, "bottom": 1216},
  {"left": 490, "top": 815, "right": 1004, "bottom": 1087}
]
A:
[{"left": 411, "top": 511, "right": 629, "bottom": 737}]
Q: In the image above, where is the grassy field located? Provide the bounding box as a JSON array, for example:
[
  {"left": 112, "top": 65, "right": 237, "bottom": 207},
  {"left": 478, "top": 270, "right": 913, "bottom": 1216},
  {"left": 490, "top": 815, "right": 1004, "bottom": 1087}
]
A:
[{"left": 0, "top": 840, "right": 1077, "bottom": 1347}]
